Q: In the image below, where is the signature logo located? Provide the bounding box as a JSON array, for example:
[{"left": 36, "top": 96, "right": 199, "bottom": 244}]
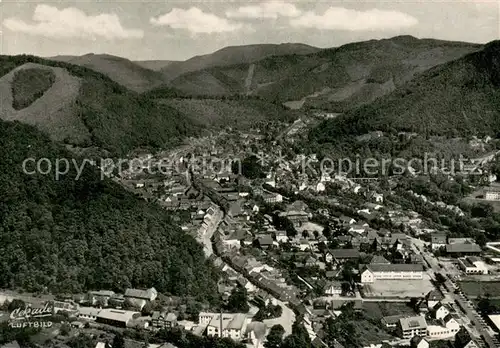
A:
[
  {"left": 10, "top": 303, "right": 53, "bottom": 320},
  {"left": 8, "top": 303, "right": 54, "bottom": 328}
]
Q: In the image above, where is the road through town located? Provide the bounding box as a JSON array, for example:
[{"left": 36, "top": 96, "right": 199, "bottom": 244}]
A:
[{"left": 411, "top": 237, "right": 498, "bottom": 348}]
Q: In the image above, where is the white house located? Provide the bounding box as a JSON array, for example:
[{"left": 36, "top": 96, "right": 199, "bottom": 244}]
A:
[
  {"left": 78, "top": 307, "right": 101, "bottom": 321},
  {"left": 348, "top": 225, "right": 367, "bottom": 234},
  {"left": 458, "top": 257, "right": 488, "bottom": 275},
  {"left": 373, "top": 193, "right": 384, "bottom": 203},
  {"left": 400, "top": 316, "right": 427, "bottom": 339},
  {"left": 316, "top": 182, "right": 326, "bottom": 192},
  {"left": 426, "top": 314, "right": 460, "bottom": 339},
  {"left": 339, "top": 216, "right": 356, "bottom": 225},
  {"left": 263, "top": 193, "right": 283, "bottom": 204},
  {"left": 432, "top": 303, "right": 450, "bottom": 320},
  {"left": 205, "top": 313, "right": 248, "bottom": 341},
  {"left": 275, "top": 230, "right": 288, "bottom": 243},
  {"left": 324, "top": 281, "right": 342, "bottom": 297},
  {"left": 425, "top": 290, "right": 444, "bottom": 310},
  {"left": 431, "top": 234, "right": 447, "bottom": 250}
]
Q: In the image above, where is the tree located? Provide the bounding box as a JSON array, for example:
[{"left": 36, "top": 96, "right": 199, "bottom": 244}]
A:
[
  {"left": 323, "top": 225, "right": 332, "bottom": 239},
  {"left": 185, "top": 300, "right": 202, "bottom": 321},
  {"left": 68, "top": 334, "right": 94, "bottom": 348},
  {"left": 238, "top": 155, "right": 265, "bottom": 179},
  {"left": 95, "top": 297, "right": 107, "bottom": 308},
  {"left": 341, "top": 263, "right": 355, "bottom": 283},
  {"left": 226, "top": 285, "right": 249, "bottom": 313},
  {"left": 141, "top": 301, "right": 154, "bottom": 316},
  {"left": 341, "top": 282, "right": 351, "bottom": 296},
  {"left": 112, "top": 333, "right": 125, "bottom": 348},
  {"left": 8, "top": 299, "right": 25, "bottom": 311},
  {"left": 142, "top": 332, "right": 150, "bottom": 348},
  {"left": 280, "top": 318, "right": 311, "bottom": 348},
  {"left": 477, "top": 296, "right": 495, "bottom": 314},
  {"left": 264, "top": 324, "right": 284, "bottom": 348},
  {"left": 60, "top": 323, "right": 71, "bottom": 336},
  {"left": 122, "top": 298, "right": 136, "bottom": 310}
]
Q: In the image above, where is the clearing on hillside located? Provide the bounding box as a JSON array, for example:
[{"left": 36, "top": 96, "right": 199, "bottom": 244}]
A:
[
  {"left": 0, "top": 63, "right": 91, "bottom": 145},
  {"left": 11, "top": 68, "right": 56, "bottom": 110}
]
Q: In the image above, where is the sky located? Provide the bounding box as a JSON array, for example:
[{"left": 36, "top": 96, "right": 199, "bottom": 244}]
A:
[{"left": 1, "top": 0, "right": 499, "bottom": 61}]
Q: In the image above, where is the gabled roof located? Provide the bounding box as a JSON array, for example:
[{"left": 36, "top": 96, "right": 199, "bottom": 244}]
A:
[
  {"left": 97, "top": 309, "right": 139, "bottom": 323},
  {"left": 400, "top": 316, "right": 427, "bottom": 331},
  {"left": 124, "top": 287, "right": 156, "bottom": 300},
  {"left": 446, "top": 243, "right": 481, "bottom": 253},
  {"left": 431, "top": 234, "right": 447, "bottom": 244},
  {"left": 329, "top": 249, "right": 360, "bottom": 259},
  {"left": 410, "top": 335, "right": 428, "bottom": 346},
  {"left": 426, "top": 290, "right": 444, "bottom": 301},
  {"left": 443, "top": 313, "right": 459, "bottom": 324},
  {"left": 339, "top": 215, "right": 355, "bottom": 223},
  {"left": 257, "top": 235, "right": 274, "bottom": 245},
  {"left": 324, "top": 281, "right": 343, "bottom": 289},
  {"left": 287, "top": 200, "right": 308, "bottom": 212},
  {"left": 364, "top": 263, "right": 423, "bottom": 273},
  {"left": 370, "top": 255, "right": 390, "bottom": 264},
  {"left": 382, "top": 314, "right": 404, "bottom": 325}
]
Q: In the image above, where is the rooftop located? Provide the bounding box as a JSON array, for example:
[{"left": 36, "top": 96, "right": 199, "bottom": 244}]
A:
[
  {"left": 446, "top": 243, "right": 481, "bottom": 253},
  {"left": 400, "top": 316, "right": 427, "bottom": 331},
  {"left": 96, "top": 309, "right": 139, "bottom": 323},
  {"left": 370, "top": 255, "right": 390, "bottom": 264},
  {"left": 431, "top": 234, "right": 447, "bottom": 243},
  {"left": 365, "top": 263, "right": 424, "bottom": 273},
  {"left": 124, "top": 287, "right": 156, "bottom": 300},
  {"left": 329, "top": 249, "right": 360, "bottom": 259}
]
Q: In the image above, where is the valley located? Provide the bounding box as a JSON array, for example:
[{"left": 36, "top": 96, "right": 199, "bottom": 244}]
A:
[{"left": 2, "top": 34, "right": 500, "bottom": 348}]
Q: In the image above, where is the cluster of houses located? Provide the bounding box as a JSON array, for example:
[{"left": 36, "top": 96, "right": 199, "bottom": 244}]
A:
[
  {"left": 212, "top": 251, "right": 301, "bottom": 306},
  {"left": 108, "top": 132, "right": 496, "bottom": 348},
  {"left": 380, "top": 290, "right": 478, "bottom": 345},
  {"left": 52, "top": 287, "right": 159, "bottom": 329}
]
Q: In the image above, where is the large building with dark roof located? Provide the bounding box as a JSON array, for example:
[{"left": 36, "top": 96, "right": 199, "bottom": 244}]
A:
[
  {"left": 361, "top": 263, "right": 424, "bottom": 283},
  {"left": 445, "top": 243, "right": 481, "bottom": 256}
]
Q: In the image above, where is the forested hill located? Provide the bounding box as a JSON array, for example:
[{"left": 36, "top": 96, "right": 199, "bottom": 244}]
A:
[
  {"left": 308, "top": 40, "right": 500, "bottom": 143},
  {"left": 0, "top": 120, "right": 219, "bottom": 302},
  {"left": 0, "top": 55, "right": 198, "bottom": 156}
]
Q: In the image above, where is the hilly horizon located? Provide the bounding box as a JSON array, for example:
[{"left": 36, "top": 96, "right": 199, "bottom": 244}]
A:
[
  {"left": 4, "top": 35, "right": 491, "bottom": 159},
  {"left": 49, "top": 53, "right": 168, "bottom": 92},
  {"left": 160, "top": 42, "right": 320, "bottom": 82},
  {"left": 309, "top": 40, "right": 500, "bottom": 143},
  {"left": 164, "top": 36, "right": 482, "bottom": 111},
  {"left": 47, "top": 43, "right": 320, "bottom": 93}
]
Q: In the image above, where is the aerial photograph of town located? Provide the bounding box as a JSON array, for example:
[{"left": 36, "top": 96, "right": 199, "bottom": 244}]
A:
[{"left": 1, "top": 1, "right": 500, "bottom": 348}]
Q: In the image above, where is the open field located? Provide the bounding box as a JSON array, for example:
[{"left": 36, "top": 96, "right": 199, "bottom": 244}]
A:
[
  {"left": 363, "top": 302, "right": 416, "bottom": 320},
  {"left": 361, "top": 276, "right": 435, "bottom": 299},
  {"left": 459, "top": 281, "right": 500, "bottom": 298},
  {"left": 0, "top": 63, "right": 90, "bottom": 144}
]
